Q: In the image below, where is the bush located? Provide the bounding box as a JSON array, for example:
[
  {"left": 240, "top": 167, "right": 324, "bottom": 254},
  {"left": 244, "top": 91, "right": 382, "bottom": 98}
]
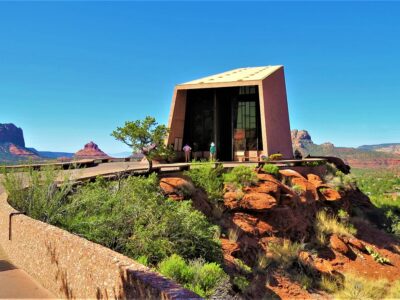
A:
[
  {"left": 365, "top": 246, "right": 391, "bottom": 265},
  {"left": 185, "top": 162, "right": 224, "bottom": 203},
  {"left": 4, "top": 170, "right": 223, "bottom": 266},
  {"left": 268, "top": 239, "right": 304, "bottom": 269},
  {"left": 262, "top": 164, "right": 279, "bottom": 175},
  {"left": 269, "top": 153, "right": 283, "bottom": 161},
  {"left": 233, "top": 275, "right": 250, "bottom": 292},
  {"left": 63, "top": 174, "right": 222, "bottom": 265},
  {"left": 158, "top": 254, "right": 231, "bottom": 298},
  {"left": 315, "top": 210, "right": 356, "bottom": 239},
  {"left": 223, "top": 166, "right": 258, "bottom": 189},
  {"left": 233, "top": 258, "right": 252, "bottom": 274},
  {"left": 2, "top": 167, "right": 72, "bottom": 224},
  {"left": 292, "top": 184, "right": 303, "bottom": 195}
]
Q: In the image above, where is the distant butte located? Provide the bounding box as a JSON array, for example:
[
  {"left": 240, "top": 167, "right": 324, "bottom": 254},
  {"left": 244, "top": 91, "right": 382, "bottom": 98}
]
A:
[{"left": 74, "top": 141, "right": 109, "bottom": 159}]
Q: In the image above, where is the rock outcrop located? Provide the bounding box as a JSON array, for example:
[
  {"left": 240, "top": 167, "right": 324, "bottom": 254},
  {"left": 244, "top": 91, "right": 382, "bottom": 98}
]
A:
[
  {"left": 292, "top": 129, "right": 400, "bottom": 169},
  {"left": 0, "top": 123, "right": 25, "bottom": 147},
  {"left": 74, "top": 142, "right": 109, "bottom": 159}
]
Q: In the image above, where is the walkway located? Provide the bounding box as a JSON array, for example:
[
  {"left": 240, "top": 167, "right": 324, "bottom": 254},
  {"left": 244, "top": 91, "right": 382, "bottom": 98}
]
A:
[{"left": 0, "top": 184, "right": 54, "bottom": 298}]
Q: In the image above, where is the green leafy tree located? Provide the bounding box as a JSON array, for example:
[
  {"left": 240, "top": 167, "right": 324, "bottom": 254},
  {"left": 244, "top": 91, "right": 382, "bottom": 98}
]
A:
[{"left": 111, "top": 116, "right": 173, "bottom": 172}]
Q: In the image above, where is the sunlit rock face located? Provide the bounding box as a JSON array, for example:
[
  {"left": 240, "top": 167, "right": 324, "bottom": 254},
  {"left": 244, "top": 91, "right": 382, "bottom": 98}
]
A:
[
  {"left": 0, "top": 123, "right": 25, "bottom": 147},
  {"left": 74, "top": 141, "right": 109, "bottom": 159}
]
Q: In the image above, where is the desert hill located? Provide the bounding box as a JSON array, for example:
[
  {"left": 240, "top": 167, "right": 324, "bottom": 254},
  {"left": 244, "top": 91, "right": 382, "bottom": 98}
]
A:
[
  {"left": 359, "top": 143, "right": 400, "bottom": 155},
  {"left": 292, "top": 129, "right": 400, "bottom": 168},
  {"left": 74, "top": 141, "right": 109, "bottom": 159}
]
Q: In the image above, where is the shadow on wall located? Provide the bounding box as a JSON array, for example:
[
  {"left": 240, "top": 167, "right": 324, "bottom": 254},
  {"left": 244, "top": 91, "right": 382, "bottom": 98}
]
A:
[
  {"left": 45, "top": 240, "right": 74, "bottom": 299},
  {"left": 45, "top": 237, "right": 200, "bottom": 300},
  {"left": 0, "top": 260, "right": 17, "bottom": 272}
]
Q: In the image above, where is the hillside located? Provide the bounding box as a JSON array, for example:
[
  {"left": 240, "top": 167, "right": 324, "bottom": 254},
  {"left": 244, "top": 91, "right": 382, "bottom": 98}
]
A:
[
  {"left": 359, "top": 143, "right": 400, "bottom": 155},
  {"left": 292, "top": 129, "right": 400, "bottom": 169}
]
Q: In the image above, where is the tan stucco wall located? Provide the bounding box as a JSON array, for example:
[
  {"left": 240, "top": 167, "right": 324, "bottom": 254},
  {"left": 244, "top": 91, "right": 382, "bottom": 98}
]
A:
[
  {"left": 259, "top": 67, "right": 293, "bottom": 159},
  {"left": 0, "top": 192, "right": 199, "bottom": 299},
  {"left": 167, "top": 88, "right": 187, "bottom": 146}
]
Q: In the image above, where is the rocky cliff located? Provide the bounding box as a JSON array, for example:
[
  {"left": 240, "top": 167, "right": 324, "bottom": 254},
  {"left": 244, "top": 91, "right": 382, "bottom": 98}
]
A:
[
  {"left": 292, "top": 129, "right": 400, "bottom": 169},
  {"left": 74, "top": 141, "right": 109, "bottom": 159},
  {"left": 0, "top": 123, "right": 25, "bottom": 147}
]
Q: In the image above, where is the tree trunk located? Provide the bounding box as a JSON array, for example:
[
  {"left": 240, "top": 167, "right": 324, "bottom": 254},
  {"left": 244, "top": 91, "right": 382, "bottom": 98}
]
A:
[{"left": 146, "top": 156, "right": 153, "bottom": 173}]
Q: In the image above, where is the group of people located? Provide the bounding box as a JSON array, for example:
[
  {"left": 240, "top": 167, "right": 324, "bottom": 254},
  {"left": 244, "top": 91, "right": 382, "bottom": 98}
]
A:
[{"left": 182, "top": 142, "right": 216, "bottom": 162}]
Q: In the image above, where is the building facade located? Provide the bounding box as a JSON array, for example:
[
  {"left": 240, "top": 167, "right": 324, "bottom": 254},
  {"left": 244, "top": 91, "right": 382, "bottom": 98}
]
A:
[{"left": 167, "top": 66, "right": 293, "bottom": 161}]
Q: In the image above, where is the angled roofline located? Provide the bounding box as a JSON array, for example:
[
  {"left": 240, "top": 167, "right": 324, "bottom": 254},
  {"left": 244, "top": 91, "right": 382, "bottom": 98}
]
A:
[{"left": 176, "top": 65, "right": 283, "bottom": 90}]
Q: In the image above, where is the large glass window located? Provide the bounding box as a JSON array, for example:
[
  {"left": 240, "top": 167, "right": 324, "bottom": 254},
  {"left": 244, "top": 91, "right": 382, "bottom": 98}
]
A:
[{"left": 233, "top": 100, "right": 259, "bottom": 151}]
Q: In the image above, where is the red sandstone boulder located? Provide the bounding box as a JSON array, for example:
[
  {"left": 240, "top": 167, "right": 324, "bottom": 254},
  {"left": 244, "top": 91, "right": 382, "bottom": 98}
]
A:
[
  {"left": 253, "top": 181, "right": 280, "bottom": 194},
  {"left": 159, "top": 177, "right": 195, "bottom": 200},
  {"left": 320, "top": 188, "right": 341, "bottom": 201},
  {"left": 232, "top": 213, "right": 274, "bottom": 235},
  {"left": 307, "top": 174, "right": 323, "bottom": 188},
  {"left": 240, "top": 192, "right": 277, "bottom": 211},
  {"left": 298, "top": 251, "right": 333, "bottom": 274},
  {"left": 342, "top": 236, "right": 366, "bottom": 252},
  {"left": 279, "top": 169, "right": 305, "bottom": 179},
  {"left": 291, "top": 177, "right": 319, "bottom": 200},
  {"left": 257, "top": 173, "right": 279, "bottom": 182},
  {"left": 330, "top": 234, "right": 350, "bottom": 255},
  {"left": 223, "top": 191, "right": 242, "bottom": 209}
]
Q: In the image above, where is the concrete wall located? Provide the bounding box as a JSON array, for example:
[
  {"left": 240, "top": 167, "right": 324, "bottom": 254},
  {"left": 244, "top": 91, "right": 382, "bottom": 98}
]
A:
[
  {"left": 0, "top": 192, "right": 200, "bottom": 299},
  {"left": 259, "top": 67, "right": 293, "bottom": 159},
  {"left": 167, "top": 89, "right": 187, "bottom": 146}
]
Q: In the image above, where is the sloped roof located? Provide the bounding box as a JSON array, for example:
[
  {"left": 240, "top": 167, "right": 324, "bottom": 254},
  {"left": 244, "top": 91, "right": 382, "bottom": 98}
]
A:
[{"left": 178, "top": 65, "right": 282, "bottom": 86}]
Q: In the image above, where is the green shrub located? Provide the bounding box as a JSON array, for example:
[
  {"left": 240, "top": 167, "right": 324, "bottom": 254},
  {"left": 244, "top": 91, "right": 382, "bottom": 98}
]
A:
[
  {"left": 5, "top": 170, "right": 223, "bottom": 266},
  {"left": 158, "top": 254, "right": 194, "bottom": 284},
  {"left": 315, "top": 210, "right": 356, "bottom": 239},
  {"left": 292, "top": 184, "right": 304, "bottom": 195},
  {"left": 64, "top": 174, "right": 222, "bottom": 265},
  {"left": 2, "top": 167, "right": 72, "bottom": 224},
  {"left": 233, "top": 275, "right": 250, "bottom": 292},
  {"left": 223, "top": 166, "right": 258, "bottom": 189},
  {"left": 158, "top": 255, "right": 231, "bottom": 298},
  {"left": 268, "top": 153, "right": 283, "bottom": 161},
  {"left": 262, "top": 164, "right": 279, "bottom": 175},
  {"left": 233, "top": 258, "right": 252, "bottom": 274},
  {"left": 184, "top": 162, "right": 224, "bottom": 203},
  {"left": 365, "top": 246, "right": 391, "bottom": 265}
]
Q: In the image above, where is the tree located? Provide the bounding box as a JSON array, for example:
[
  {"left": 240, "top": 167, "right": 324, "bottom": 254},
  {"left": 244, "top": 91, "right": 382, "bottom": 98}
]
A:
[{"left": 111, "top": 116, "right": 173, "bottom": 172}]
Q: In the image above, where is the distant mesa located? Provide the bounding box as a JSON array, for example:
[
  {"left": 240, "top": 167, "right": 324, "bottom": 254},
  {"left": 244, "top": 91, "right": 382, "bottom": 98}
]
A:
[
  {"left": 74, "top": 141, "right": 110, "bottom": 159},
  {"left": 0, "top": 123, "right": 25, "bottom": 147}
]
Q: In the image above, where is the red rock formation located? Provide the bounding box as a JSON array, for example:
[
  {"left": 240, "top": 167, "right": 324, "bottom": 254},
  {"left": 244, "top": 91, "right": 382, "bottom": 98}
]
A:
[
  {"left": 8, "top": 144, "right": 38, "bottom": 158},
  {"left": 74, "top": 142, "right": 109, "bottom": 159},
  {"left": 0, "top": 123, "right": 25, "bottom": 147}
]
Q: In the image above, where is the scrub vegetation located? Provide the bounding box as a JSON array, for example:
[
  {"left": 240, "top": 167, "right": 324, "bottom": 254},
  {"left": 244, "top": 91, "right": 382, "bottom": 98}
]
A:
[
  {"left": 353, "top": 168, "right": 400, "bottom": 238},
  {"left": 2, "top": 168, "right": 227, "bottom": 298}
]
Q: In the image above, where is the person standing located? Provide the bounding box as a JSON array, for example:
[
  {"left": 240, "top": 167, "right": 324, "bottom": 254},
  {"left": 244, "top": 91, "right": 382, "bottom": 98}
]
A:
[
  {"left": 210, "top": 142, "right": 216, "bottom": 161},
  {"left": 182, "top": 144, "right": 192, "bottom": 162}
]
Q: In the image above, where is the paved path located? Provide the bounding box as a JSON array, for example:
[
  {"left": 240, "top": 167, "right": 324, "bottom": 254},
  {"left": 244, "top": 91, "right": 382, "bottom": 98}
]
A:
[{"left": 0, "top": 184, "right": 54, "bottom": 299}]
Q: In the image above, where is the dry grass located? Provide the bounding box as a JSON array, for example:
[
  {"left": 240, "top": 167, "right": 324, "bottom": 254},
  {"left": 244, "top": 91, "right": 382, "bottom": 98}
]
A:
[
  {"left": 315, "top": 210, "right": 357, "bottom": 238},
  {"left": 268, "top": 239, "right": 305, "bottom": 269},
  {"left": 334, "top": 272, "right": 388, "bottom": 300}
]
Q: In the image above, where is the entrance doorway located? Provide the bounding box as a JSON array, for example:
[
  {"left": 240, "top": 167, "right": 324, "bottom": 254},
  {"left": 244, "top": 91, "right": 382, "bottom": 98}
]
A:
[{"left": 183, "top": 86, "right": 262, "bottom": 161}]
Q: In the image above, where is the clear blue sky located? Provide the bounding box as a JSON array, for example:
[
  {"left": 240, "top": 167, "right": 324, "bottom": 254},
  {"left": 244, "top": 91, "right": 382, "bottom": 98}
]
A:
[{"left": 1, "top": 2, "right": 399, "bottom": 153}]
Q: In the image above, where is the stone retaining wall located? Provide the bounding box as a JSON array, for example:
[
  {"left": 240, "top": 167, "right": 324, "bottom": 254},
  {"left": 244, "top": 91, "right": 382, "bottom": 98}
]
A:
[{"left": 0, "top": 192, "right": 200, "bottom": 299}]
